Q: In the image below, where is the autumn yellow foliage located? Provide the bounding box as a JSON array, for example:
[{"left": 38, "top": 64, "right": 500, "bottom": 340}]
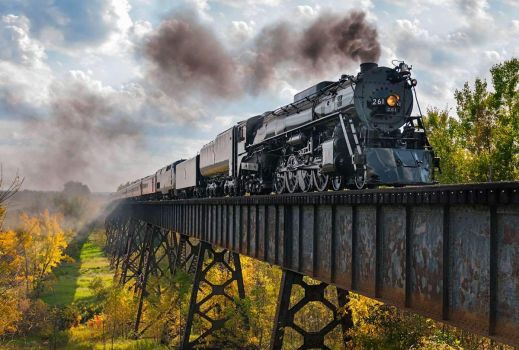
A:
[
  {"left": 103, "top": 287, "right": 136, "bottom": 341},
  {"left": 0, "top": 210, "right": 68, "bottom": 336},
  {"left": 0, "top": 206, "right": 5, "bottom": 229},
  {"left": 18, "top": 211, "right": 68, "bottom": 294}
]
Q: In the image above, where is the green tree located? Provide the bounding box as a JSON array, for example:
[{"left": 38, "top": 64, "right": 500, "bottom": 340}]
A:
[
  {"left": 423, "top": 108, "right": 471, "bottom": 183},
  {"left": 425, "top": 58, "right": 519, "bottom": 182},
  {"left": 487, "top": 59, "right": 519, "bottom": 180}
]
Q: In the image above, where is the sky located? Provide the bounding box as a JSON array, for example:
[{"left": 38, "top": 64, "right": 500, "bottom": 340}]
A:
[{"left": 0, "top": 0, "right": 517, "bottom": 192}]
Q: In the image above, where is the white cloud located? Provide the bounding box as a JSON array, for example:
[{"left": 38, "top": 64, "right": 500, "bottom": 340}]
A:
[
  {"left": 359, "top": 0, "right": 374, "bottom": 10},
  {"left": 389, "top": 19, "right": 443, "bottom": 66},
  {"left": 191, "top": 0, "right": 210, "bottom": 10},
  {"left": 131, "top": 19, "right": 153, "bottom": 40},
  {"left": 213, "top": 0, "right": 281, "bottom": 7},
  {"left": 395, "top": 19, "right": 430, "bottom": 38},
  {"left": 39, "top": 25, "right": 65, "bottom": 47},
  {"left": 0, "top": 15, "right": 51, "bottom": 113},
  {"left": 296, "top": 5, "right": 320, "bottom": 18},
  {"left": 197, "top": 114, "right": 236, "bottom": 132},
  {"left": 94, "top": 0, "right": 135, "bottom": 55},
  {"left": 378, "top": 0, "right": 516, "bottom": 114},
  {"left": 229, "top": 20, "right": 255, "bottom": 44},
  {"left": 456, "top": 0, "right": 491, "bottom": 21},
  {"left": 501, "top": 0, "right": 519, "bottom": 6},
  {"left": 0, "top": 15, "right": 46, "bottom": 67},
  {"left": 451, "top": 0, "right": 495, "bottom": 45},
  {"left": 0, "top": 61, "right": 52, "bottom": 111},
  {"left": 484, "top": 50, "right": 501, "bottom": 61},
  {"left": 380, "top": 19, "right": 463, "bottom": 111},
  {"left": 276, "top": 80, "right": 299, "bottom": 102}
]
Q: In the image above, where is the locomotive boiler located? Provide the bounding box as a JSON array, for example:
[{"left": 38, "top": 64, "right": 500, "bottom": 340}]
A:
[{"left": 117, "top": 61, "right": 438, "bottom": 199}]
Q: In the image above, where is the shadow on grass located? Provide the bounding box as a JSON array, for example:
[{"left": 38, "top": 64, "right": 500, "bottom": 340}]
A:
[{"left": 41, "top": 224, "right": 96, "bottom": 306}]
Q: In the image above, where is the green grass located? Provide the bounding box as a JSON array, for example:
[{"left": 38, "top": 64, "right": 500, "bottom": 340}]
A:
[
  {"left": 42, "top": 231, "right": 113, "bottom": 306},
  {"left": 0, "top": 230, "right": 169, "bottom": 350},
  {"left": 0, "top": 337, "right": 168, "bottom": 350},
  {"left": 0, "top": 336, "right": 46, "bottom": 350},
  {"left": 69, "top": 338, "right": 169, "bottom": 350}
]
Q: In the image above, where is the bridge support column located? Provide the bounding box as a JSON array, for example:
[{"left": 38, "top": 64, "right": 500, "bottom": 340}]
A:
[
  {"left": 181, "top": 241, "right": 247, "bottom": 349},
  {"left": 133, "top": 224, "right": 168, "bottom": 334},
  {"left": 270, "top": 270, "right": 353, "bottom": 350},
  {"left": 173, "top": 234, "right": 200, "bottom": 275},
  {"left": 105, "top": 215, "right": 131, "bottom": 273},
  {"left": 118, "top": 219, "right": 147, "bottom": 286}
]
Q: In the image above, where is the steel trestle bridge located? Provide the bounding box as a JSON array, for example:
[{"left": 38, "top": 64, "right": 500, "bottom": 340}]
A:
[{"left": 105, "top": 182, "right": 519, "bottom": 349}]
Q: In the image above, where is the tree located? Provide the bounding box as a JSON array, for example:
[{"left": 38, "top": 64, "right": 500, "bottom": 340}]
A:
[
  {"left": 103, "top": 287, "right": 136, "bottom": 342},
  {"left": 0, "top": 229, "right": 25, "bottom": 335},
  {"left": 423, "top": 108, "right": 470, "bottom": 183},
  {"left": 0, "top": 171, "right": 25, "bottom": 336},
  {"left": 425, "top": 58, "right": 519, "bottom": 182},
  {"left": 63, "top": 181, "right": 91, "bottom": 197},
  {"left": 0, "top": 169, "right": 23, "bottom": 230},
  {"left": 487, "top": 59, "right": 519, "bottom": 180},
  {"left": 18, "top": 211, "right": 68, "bottom": 296}
]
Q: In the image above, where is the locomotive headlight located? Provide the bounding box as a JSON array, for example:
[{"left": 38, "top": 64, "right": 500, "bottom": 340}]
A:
[{"left": 386, "top": 95, "right": 399, "bottom": 107}]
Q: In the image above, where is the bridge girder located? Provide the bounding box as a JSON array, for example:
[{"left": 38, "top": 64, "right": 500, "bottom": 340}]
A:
[{"left": 105, "top": 182, "right": 519, "bottom": 348}]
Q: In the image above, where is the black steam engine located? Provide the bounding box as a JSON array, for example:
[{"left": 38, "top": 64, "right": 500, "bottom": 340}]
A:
[{"left": 118, "top": 61, "right": 439, "bottom": 198}]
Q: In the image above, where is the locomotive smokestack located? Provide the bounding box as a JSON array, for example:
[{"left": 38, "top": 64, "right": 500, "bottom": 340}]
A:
[{"left": 360, "top": 62, "right": 378, "bottom": 73}]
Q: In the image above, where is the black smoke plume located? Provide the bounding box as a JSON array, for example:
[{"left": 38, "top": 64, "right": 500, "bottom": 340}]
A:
[
  {"left": 249, "top": 11, "right": 381, "bottom": 92},
  {"left": 144, "top": 13, "right": 239, "bottom": 98},
  {"left": 144, "top": 10, "right": 381, "bottom": 96},
  {"left": 301, "top": 11, "right": 380, "bottom": 66}
]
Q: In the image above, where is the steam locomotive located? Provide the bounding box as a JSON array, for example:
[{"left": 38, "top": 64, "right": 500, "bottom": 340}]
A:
[{"left": 117, "top": 61, "right": 439, "bottom": 199}]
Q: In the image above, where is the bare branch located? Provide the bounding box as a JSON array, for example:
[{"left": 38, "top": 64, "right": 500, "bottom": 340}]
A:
[{"left": 0, "top": 165, "right": 24, "bottom": 206}]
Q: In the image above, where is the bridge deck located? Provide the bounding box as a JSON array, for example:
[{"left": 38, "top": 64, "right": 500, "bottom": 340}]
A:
[{"left": 111, "top": 182, "right": 519, "bottom": 346}]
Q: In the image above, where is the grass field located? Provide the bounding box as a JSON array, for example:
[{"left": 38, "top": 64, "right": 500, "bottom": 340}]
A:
[
  {"left": 1, "top": 228, "right": 172, "bottom": 350},
  {"left": 42, "top": 229, "right": 113, "bottom": 306},
  {"left": 0, "top": 337, "right": 168, "bottom": 350}
]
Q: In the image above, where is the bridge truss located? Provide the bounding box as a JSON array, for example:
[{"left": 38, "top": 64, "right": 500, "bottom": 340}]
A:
[{"left": 105, "top": 182, "right": 519, "bottom": 349}]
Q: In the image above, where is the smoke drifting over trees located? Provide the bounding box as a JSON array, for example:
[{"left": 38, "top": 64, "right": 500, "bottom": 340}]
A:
[
  {"left": 18, "top": 71, "right": 146, "bottom": 190},
  {"left": 143, "top": 10, "right": 381, "bottom": 96},
  {"left": 63, "top": 181, "right": 91, "bottom": 197},
  {"left": 42, "top": 76, "right": 142, "bottom": 180}
]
